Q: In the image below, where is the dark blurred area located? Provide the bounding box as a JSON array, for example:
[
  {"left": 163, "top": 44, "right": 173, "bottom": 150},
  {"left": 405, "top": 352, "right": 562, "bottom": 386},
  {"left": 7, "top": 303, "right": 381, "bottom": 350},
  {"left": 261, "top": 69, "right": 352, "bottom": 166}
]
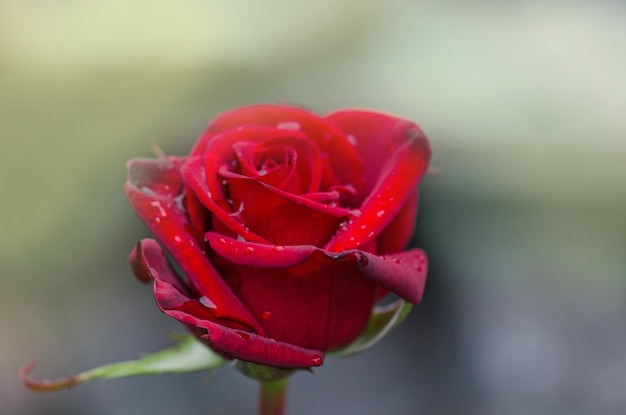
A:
[{"left": 1, "top": 0, "right": 625, "bottom": 414}]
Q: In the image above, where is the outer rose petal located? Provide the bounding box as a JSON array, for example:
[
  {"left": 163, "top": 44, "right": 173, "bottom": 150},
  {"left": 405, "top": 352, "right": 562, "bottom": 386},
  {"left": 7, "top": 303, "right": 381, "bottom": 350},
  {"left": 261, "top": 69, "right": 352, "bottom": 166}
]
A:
[
  {"left": 134, "top": 238, "right": 323, "bottom": 368},
  {"left": 129, "top": 239, "right": 188, "bottom": 291},
  {"left": 375, "top": 191, "right": 418, "bottom": 255},
  {"left": 197, "top": 326, "right": 324, "bottom": 369},
  {"left": 324, "top": 120, "right": 431, "bottom": 252},
  {"left": 324, "top": 110, "right": 428, "bottom": 192},
  {"left": 125, "top": 158, "right": 264, "bottom": 334},
  {"left": 205, "top": 233, "right": 427, "bottom": 349}
]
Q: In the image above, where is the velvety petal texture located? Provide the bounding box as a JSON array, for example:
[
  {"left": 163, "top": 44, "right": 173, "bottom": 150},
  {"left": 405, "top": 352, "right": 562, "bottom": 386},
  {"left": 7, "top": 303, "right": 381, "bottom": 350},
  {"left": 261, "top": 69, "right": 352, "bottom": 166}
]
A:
[
  {"left": 125, "top": 104, "right": 431, "bottom": 369},
  {"left": 130, "top": 239, "right": 323, "bottom": 368}
]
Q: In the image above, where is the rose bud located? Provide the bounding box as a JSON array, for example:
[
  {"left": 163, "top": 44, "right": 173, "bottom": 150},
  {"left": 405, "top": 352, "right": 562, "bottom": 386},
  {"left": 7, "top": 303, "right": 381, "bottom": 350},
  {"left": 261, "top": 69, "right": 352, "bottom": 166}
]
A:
[{"left": 126, "top": 105, "right": 431, "bottom": 369}]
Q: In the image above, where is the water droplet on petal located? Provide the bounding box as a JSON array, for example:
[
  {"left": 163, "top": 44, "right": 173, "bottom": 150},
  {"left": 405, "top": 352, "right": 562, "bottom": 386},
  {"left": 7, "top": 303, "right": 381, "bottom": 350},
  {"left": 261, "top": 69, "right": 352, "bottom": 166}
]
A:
[
  {"left": 276, "top": 121, "right": 301, "bottom": 131},
  {"left": 419, "top": 256, "right": 426, "bottom": 264},
  {"left": 368, "top": 231, "right": 375, "bottom": 238},
  {"left": 311, "top": 355, "right": 322, "bottom": 366},
  {"left": 376, "top": 210, "right": 386, "bottom": 218},
  {"left": 261, "top": 310, "right": 272, "bottom": 320},
  {"left": 246, "top": 246, "right": 255, "bottom": 253},
  {"left": 237, "top": 331, "right": 250, "bottom": 340},
  {"left": 149, "top": 200, "right": 167, "bottom": 217},
  {"left": 199, "top": 296, "right": 216, "bottom": 309},
  {"left": 360, "top": 224, "right": 367, "bottom": 230},
  {"left": 346, "top": 134, "right": 357, "bottom": 146},
  {"left": 219, "top": 237, "right": 227, "bottom": 245},
  {"left": 173, "top": 235, "right": 182, "bottom": 243},
  {"left": 349, "top": 236, "right": 355, "bottom": 242},
  {"left": 273, "top": 245, "right": 285, "bottom": 252},
  {"left": 393, "top": 258, "right": 400, "bottom": 264}
]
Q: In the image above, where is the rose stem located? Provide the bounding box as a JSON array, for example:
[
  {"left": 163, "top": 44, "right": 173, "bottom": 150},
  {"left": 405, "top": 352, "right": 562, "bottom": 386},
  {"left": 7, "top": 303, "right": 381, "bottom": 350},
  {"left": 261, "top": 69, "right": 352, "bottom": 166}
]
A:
[{"left": 258, "top": 378, "right": 288, "bottom": 415}]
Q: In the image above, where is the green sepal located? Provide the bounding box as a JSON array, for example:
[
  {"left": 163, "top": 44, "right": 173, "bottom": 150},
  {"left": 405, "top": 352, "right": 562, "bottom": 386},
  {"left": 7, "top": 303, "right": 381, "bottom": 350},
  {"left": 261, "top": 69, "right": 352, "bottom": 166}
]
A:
[
  {"left": 329, "top": 299, "right": 413, "bottom": 358},
  {"left": 21, "top": 334, "right": 224, "bottom": 392},
  {"left": 233, "top": 360, "right": 298, "bottom": 382}
]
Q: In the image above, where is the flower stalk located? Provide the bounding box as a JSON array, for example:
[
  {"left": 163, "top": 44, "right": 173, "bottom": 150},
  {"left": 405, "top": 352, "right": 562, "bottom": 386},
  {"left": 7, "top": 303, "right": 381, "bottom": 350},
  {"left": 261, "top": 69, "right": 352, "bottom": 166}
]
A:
[{"left": 259, "top": 378, "right": 288, "bottom": 415}]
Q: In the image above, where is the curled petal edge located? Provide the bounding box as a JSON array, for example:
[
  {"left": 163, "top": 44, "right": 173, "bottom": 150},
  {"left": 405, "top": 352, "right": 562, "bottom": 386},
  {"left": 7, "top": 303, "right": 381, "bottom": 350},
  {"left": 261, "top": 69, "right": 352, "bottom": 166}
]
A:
[
  {"left": 206, "top": 233, "right": 428, "bottom": 304},
  {"left": 137, "top": 237, "right": 324, "bottom": 368},
  {"left": 125, "top": 177, "right": 264, "bottom": 333},
  {"left": 155, "top": 281, "right": 325, "bottom": 369}
]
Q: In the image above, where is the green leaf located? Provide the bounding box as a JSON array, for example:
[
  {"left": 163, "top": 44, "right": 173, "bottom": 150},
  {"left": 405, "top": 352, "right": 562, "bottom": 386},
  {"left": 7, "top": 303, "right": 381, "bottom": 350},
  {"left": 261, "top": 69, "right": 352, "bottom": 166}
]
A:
[
  {"left": 21, "top": 334, "right": 224, "bottom": 392},
  {"left": 329, "top": 299, "right": 413, "bottom": 358}
]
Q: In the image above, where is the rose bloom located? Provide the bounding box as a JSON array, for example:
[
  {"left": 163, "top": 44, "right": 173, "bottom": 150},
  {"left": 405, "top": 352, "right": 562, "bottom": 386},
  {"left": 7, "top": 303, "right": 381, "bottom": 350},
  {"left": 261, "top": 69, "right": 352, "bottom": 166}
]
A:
[{"left": 126, "top": 105, "right": 431, "bottom": 368}]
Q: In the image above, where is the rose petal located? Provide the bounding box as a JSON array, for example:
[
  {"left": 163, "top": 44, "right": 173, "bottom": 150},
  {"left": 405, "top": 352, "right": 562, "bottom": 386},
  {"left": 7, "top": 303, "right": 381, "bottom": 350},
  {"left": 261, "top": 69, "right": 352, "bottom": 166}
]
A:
[
  {"left": 233, "top": 135, "right": 324, "bottom": 194},
  {"left": 218, "top": 168, "right": 351, "bottom": 246},
  {"left": 255, "top": 162, "right": 296, "bottom": 192},
  {"left": 196, "top": 126, "right": 311, "bottom": 222},
  {"left": 150, "top": 274, "right": 323, "bottom": 368},
  {"left": 205, "top": 232, "right": 315, "bottom": 267},
  {"left": 184, "top": 187, "right": 209, "bottom": 237},
  {"left": 323, "top": 121, "right": 430, "bottom": 252},
  {"left": 128, "top": 243, "right": 152, "bottom": 283},
  {"left": 191, "top": 105, "right": 365, "bottom": 196},
  {"left": 200, "top": 125, "right": 330, "bottom": 200},
  {"left": 134, "top": 238, "right": 253, "bottom": 334},
  {"left": 206, "top": 235, "right": 427, "bottom": 349},
  {"left": 230, "top": 141, "right": 261, "bottom": 177},
  {"left": 201, "top": 126, "right": 309, "bottom": 173},
  {"left": 208, "top": 235, "right": 427, "bottom": 304},
  {"left": 199, "top": 326, "right": 324, "bottom": 369},
  {"left": 129, "top": 239, "right": 188, "bottom": 291},
  {"left": 375, "top": 191, "right": 418, "bottom": 255},
  {"left": 126, "top": 156, "right": 186, "bottom": 197},
  {"left": 324, "top": 110, "right": 429, "bottom": 192},
  {"left": 360, "top": 248, "right": 428, "bottom": 304},
  {"left": 182, "top": 157, "right": 271, "bottom": 244},
  {"left": 125, "top": 159, "right": 264, "bottom": 334}
]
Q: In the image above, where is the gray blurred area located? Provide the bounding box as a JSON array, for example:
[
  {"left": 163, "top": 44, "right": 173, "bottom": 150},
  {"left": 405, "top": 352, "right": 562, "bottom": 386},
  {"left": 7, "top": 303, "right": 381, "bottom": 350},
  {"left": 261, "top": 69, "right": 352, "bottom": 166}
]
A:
[{"left": 1, "top": 0, "right": 625, "bottom": 414}]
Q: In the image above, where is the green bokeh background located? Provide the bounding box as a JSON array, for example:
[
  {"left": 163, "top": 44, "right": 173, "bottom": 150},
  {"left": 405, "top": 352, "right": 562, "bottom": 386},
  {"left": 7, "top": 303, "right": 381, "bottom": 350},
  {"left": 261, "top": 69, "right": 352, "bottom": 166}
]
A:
[{"left": 1, "top": 1, "right": 625, "bottom": 414}]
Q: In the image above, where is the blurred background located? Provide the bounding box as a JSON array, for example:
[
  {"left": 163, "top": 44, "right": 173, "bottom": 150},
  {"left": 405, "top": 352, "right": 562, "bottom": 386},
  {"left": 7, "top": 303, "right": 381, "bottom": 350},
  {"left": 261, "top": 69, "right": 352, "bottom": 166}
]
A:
[{"left": 1, "top": 0, "right": 625, "bottom": 414}]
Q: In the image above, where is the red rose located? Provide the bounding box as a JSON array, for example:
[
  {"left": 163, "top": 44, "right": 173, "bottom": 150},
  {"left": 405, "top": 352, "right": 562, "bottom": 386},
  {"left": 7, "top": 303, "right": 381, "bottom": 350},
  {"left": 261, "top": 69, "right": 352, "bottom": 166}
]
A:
[{"left": 126, "top": 105, "right": 431, "bottom": 369}]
